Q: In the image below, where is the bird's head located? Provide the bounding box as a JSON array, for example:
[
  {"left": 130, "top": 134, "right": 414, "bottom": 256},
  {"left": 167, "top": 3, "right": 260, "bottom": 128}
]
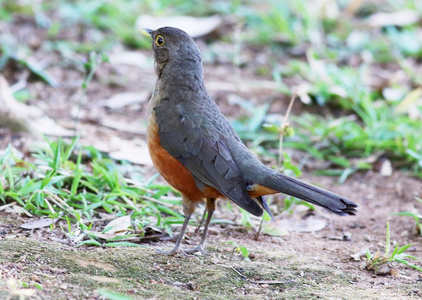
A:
[{"left": 140, "top": 27, "right": 202, "bottom": 77}]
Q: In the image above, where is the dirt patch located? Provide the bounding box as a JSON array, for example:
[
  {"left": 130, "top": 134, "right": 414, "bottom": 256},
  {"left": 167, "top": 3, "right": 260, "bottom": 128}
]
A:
[
  {"left": 0, "top": 233, "right": 420, "bottom": 299},
  {"left": 75, "top": 258, "right": 118, "bottom": 273},
  {"left": 1, "top": 171, "right": 422, "bottom": 299}
]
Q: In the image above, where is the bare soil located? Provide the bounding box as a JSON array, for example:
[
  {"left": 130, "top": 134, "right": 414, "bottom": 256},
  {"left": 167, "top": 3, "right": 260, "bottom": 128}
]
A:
[{"left": 1, "top": 171, "right": 422, "bottom": 300}]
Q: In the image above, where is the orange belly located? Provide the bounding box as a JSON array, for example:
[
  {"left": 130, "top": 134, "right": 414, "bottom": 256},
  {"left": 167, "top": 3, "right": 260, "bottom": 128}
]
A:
[
  {"left": 147, "top": 113, "right": 222, "bottom": 202},
  {"left": 147, "top": 113, "right": 279, "bottom": 203}
]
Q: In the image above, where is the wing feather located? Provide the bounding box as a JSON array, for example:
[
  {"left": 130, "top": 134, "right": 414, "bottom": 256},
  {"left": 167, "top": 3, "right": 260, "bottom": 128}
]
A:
[{"left": 154, "top": 102, "right": 263, "bottom": 216}]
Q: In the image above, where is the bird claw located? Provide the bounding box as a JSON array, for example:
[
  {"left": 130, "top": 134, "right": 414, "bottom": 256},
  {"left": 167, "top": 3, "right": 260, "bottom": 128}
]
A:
[
  {"left": 184, "top": 245, "right": 209, "bottom": 256},
  {"left": 155, "top": 247, "right": 189, "bottom": 257}
]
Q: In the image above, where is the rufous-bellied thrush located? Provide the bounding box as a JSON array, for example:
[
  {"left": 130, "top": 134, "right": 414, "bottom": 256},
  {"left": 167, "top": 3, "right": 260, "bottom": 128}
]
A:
[{"left": 142, "top": 27, "right": 358, "bottom": 256}]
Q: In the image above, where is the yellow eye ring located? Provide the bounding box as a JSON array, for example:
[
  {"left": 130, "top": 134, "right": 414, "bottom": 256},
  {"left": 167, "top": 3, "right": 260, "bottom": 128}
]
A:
[{"left": 156, "top": 35, "right": 164, "bottom": 46}]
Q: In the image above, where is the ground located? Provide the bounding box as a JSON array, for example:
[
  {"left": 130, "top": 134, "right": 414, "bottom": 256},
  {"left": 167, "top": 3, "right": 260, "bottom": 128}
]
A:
[
  {"left": 1, "top": 171, "right": 422, "bottom": 299},
  {"left": 1, "top": 5, "right": 422, "bottom": 299}
]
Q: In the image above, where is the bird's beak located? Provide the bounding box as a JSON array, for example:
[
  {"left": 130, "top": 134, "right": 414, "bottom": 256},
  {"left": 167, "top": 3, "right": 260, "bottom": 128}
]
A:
[{"left": 139, "top": 28, "right": 153, "bottom": 39}]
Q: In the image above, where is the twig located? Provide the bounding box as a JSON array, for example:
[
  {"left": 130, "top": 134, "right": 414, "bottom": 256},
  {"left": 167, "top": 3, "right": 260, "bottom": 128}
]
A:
[
  {"left": 278, "top": 93, "right": 297, "bottom": 167},
  {"left": 212, "top": 261, "right": 246, "bottom": 279},
  {"left": 254, "top": 218, "right": 264, "bottom": 241},
  {"left": 44, "top": 191, "right": 72, "bottom": 210}
]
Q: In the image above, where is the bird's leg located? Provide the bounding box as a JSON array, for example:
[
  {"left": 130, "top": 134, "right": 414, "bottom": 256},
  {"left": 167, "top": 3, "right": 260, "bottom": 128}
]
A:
[
  {"left": 156, "top": 212, "right": 191, "bottom": 256},
  {"left": 185, "top": 198, "right": 215, "bottom": 256},
  {"left": 194, "top": 205, "right": 207, "bottom": 233},
  {"left": 156, "top": 195, "right": 195, "bottom": 256}
]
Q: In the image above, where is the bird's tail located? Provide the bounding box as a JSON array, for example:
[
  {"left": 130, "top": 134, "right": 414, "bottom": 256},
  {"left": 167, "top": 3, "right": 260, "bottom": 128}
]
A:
[{"left": 261, "top": 172, "right": 358, "bottom": 216}]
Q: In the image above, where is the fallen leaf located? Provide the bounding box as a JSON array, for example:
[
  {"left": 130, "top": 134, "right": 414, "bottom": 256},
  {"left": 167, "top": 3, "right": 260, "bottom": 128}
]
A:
[
  {"left": 3, "top": 203, "right": 33, "bottom": 217},
  {"left": 20, "top": 218, "right": 57, "bottom": 229},
  {"left": 277, "top": 216, "right": 327, "bottom": 232},
  {"left": 99, "top": 91, "right": 149, "bottom": 109},
  {"left": 383, "top": 87, "right": 405, "bottom": 102},
  {"left": 351, "top": 248, "right": 368, "bottom": 261},
  {"left": 136, "top": 15, "right": 222, "bottom": 38},
  {"left": 0, "top": 202, "right": 16, "bottom": 211},
  {"left": 394, "top": 87, "right": 422, "bottom": 118},
  {"left": 30, "top": 116, "right": 75, "bottom": 137},
  {"left": 90, "top": 215, "right": 132, "bottom": 240},
  {"left": 95, "top": 138, "right": 153, "bottom": 165},
  {"left": 262, "top": 222, "right": 289, "bottom": 236},
  {"left": 345, "top": 0, "right": 365, "bottom": 15},
  {"left": 98, "top": 119, "right": 147, "bottom": 135},
  {"left": 368, "top": 10, "right": 419, "bottom": 27},
  {"left": 295, "top": 83, "right": 312, "bottom": 104},
  {"left": 374, "top": 264, "right": 391, "bottom": 276}
]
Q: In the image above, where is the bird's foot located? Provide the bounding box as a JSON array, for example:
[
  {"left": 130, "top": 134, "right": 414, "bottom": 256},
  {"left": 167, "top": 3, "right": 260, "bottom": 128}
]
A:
[
  {"left": 155, "top": 247, "right": 188, "bottom": 257},
  {"left": 184, "top": 244, "right": 209, "bottom": 256}
]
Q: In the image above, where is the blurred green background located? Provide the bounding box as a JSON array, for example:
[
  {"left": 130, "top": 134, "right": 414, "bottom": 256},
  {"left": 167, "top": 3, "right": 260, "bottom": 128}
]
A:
[{"left": 1, "top": 0, "right": 421, "bottom": 179}]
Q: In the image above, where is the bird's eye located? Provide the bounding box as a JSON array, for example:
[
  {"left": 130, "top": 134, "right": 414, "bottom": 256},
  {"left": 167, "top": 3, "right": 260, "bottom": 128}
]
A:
[{"left": 156, "top": 35, "right": 164, "bottom": 46}]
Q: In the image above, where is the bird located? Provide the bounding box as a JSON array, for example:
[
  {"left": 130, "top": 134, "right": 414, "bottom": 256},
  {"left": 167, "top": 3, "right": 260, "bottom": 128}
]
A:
[{"left": 141, "top": 27, "right": 358, "bottom": 256}]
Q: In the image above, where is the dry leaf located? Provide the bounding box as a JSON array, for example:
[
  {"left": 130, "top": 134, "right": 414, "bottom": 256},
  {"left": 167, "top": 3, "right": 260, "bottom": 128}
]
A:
[
  {"left": 99, "top": 91, "right": 149, "bottom": 109},
  {"left": 30, "top": 116, "right": 74, "bottom": 137},
  {"left": 136, "top": 15, "right": 222, "bottom": 38},
  {"left": 374, "top": 264, "right": 391, "bottom": 275},
  {"left": 262, "top": 222, "right": 289, "bottom": 237},
  {"left": 368, "top": 10, "right": 419, "bottom": 27},
  {"left": 20, "top": 218, "right": 57, "bottom": 229},
  {"left": 94, "top": 137, "right": 152, "bottom": 165},
  {"left": 98, "top": 119, "right": 147, "bottom": 135},
  {"left": 3, "top": 203, "right": 33, "bottom": 217},
  {"left": 394, "top": 87, "right": 422, "bottom": 118},
  {"left": 277, "top": 216, "right": 327, "bottom": 232},
  {"left": 107, "top": 138, "right": 153, "bottom": 165},
  {"left": 383, "top": 88, "right": 405, "bottom": 102},
  {"left": 0, "top": 202, "right": 16, "bottom": 211},
  {"left": 350, "top": 248, "right": 368, "bottom": 261},
  {"left": 295, "top": 83, "right": 312, "bottom": 104},
  {"left": 89, "top": 215, "right": 132, "bottom": 240},
  {"left": 345, "top": 0, "right": 365, "bottom": 15}
]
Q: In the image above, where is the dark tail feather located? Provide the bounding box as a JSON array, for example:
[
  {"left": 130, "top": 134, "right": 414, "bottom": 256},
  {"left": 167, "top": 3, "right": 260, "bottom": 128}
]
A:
[
  {"left": 263, "top": 173, "right": 358, "bottom": 216},
  {"left": 254, "top": 196, "right": 275, "bottom": 222}
]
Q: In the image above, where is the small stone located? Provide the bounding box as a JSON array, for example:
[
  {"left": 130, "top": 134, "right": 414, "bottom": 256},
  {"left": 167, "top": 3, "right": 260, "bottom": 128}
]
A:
[
  {"left": 173, "top": 281, "right": 183, "bottom": 287},
  {"left": 364, "top": 235, "right": 372, "bottom": 242},
  {"left": 343, "top": 232, "right": 352, "bottom": 241},
  {"left": 186, "top": 282, "right": 195, "bottom": 290},
  {"left": 374, "top": 264, "right": 391, "bottom": 276}
]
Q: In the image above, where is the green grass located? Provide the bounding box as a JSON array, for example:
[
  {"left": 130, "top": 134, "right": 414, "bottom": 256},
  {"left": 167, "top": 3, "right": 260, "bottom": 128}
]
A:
[
  {"left": 366, "top": 222, "right": 422, "bottom": 273},
  {"left": 0, "top": 138, "right": 185, "bottom": 246},
  {"left": 395, "top": 196, "right": 422, "bottom": 236}
]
